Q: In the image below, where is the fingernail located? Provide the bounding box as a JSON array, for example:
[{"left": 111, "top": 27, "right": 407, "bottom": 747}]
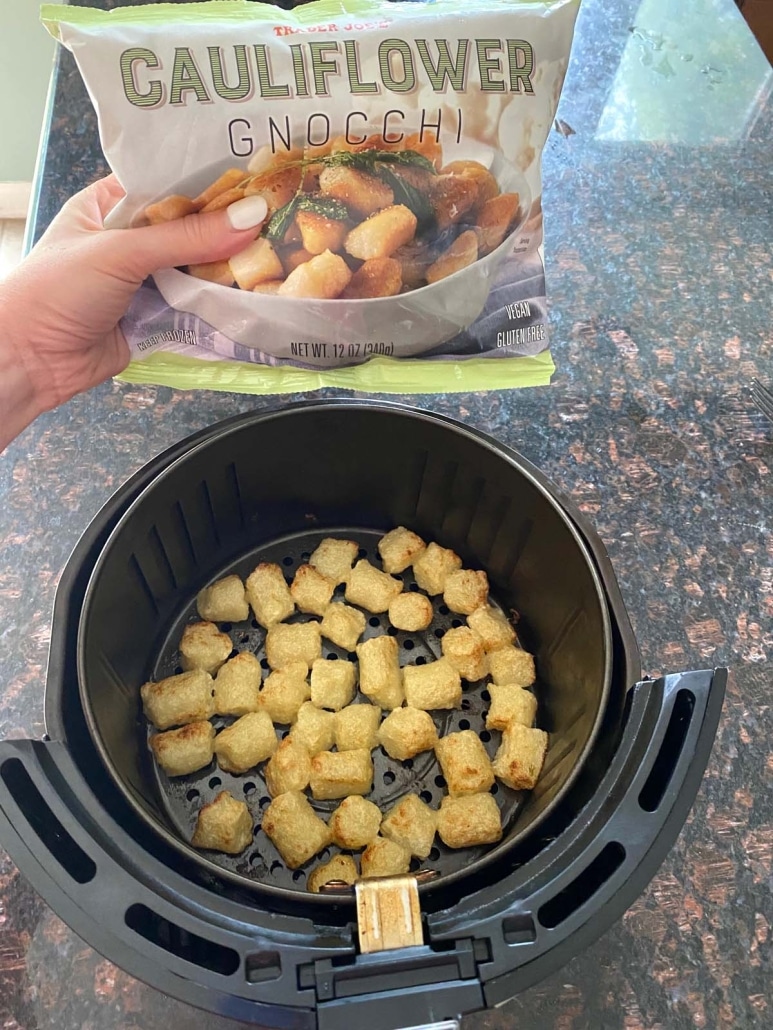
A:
[{"left": 227, "top": 195, "right": 268, "bottom": 230}]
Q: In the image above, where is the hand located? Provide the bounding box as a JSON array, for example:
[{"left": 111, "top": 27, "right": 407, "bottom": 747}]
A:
[{"left": 0, "top": 175, "right": 268, "bottom": 450}]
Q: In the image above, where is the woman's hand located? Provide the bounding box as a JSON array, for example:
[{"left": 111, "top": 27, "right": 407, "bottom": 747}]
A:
[{"left": 0, "top": 175, "right": 267, "bottom": 450}]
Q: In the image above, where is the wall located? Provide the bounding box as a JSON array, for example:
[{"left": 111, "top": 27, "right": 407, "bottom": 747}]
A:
[{"left": 0, "top": 0, "right": 56, "bottom": 181}]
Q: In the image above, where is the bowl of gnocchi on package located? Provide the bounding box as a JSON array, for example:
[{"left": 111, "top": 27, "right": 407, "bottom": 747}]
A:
[{"left": 42, "top": 0, "right": 580, "bottom": 395}]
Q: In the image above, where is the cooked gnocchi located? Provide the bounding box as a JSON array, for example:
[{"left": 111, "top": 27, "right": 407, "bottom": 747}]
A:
[
  {"left": 141, "top": 526, "right": 546, "bottom": 880},
  {"left": 146, "top": 137, "right": 522, "bottom": 300}
]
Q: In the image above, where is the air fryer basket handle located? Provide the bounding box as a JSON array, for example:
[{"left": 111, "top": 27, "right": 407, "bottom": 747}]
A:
[
  {"left": 425, "top": 668, "right": 726, "bottom": 1006},
  {"left": 0, "top": 670, "right": 725, "bottom": 1030},
  {"left": 303, "top": 670, "right": 726, "bottom": 1028},
  {"left": 0, "top": 739, "right": 326, "bottom": 1028}
]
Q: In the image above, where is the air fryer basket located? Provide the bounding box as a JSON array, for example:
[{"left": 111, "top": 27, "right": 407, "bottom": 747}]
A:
[
  {"left": 0, "top": 402, "right": 726, "bottom": 1028},
  {"left": 77, "top": 403, "right": 613, "bottom": 903}
]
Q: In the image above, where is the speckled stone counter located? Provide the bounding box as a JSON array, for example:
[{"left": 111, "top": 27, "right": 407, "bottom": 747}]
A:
[{"left": 2, "top": 0, "right": 772, "bottom": 1027}]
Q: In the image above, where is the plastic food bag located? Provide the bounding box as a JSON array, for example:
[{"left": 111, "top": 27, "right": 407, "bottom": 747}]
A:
[{"left": 42, "top": 0, "right": 580, "bottom": 395}]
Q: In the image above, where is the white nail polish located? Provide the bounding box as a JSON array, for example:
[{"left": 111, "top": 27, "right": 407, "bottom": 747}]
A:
[{"left": 226, "top": 195, "right": 268, "bottom": 230}]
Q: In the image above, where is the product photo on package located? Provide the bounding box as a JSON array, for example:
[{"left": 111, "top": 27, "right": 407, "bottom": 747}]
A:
[{"left": 41, "top": 0, "right": 580, "bottom": 395}]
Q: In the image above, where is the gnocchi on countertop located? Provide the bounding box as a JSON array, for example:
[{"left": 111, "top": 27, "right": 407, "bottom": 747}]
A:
[{"left": 140, "top": 528, "right": 546, "bottom": 890}]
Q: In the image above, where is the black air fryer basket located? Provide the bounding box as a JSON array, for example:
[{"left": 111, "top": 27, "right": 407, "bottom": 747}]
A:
[{"left": 0, "top": 401, "right": 725, "bottom": 1030}]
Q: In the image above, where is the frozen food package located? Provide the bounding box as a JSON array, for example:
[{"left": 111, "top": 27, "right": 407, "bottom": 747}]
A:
[{"left": 41, "top": 0, "right": 580, "bottom": 395}]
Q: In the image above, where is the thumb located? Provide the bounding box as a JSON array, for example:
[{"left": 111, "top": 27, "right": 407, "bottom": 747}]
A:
[{"left": 110, "top": 195, "right": 270, "bottom": 280}]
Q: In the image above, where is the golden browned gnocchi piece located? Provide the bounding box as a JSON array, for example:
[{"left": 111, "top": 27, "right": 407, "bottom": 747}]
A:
[
  {"left": 345, "top": 559, "right": 402, "bottom": 613},
  {"left": 440, "top": 626, "right": 488, "bottom": 681},
  {"left": 290, "top": 564, "right": 335, "bottom": 617},
  {"left": 264, "top": 737, "right": 312, "bottom": 797},
  {"left": 229, "top": 237, "right": 284, "bottom": 291},
  {"left": 150, "top": 721, "right": 215, "bottom": 777},
  {"left": 278, "top": 250, "right": 352, "bottom": 299},
  {"left": 179, "top": 621, "right": 233, "bottom": 675},
  {"left": 309, "top": 538, "right": 359, "bottom": 584},
  {"left": 380, "top": 793, "right": 437, "bottom": 859},
  {"left": 435, "top": 730, "right": 495, "bottom": 796},
  {"left": 196, "top": 574, "right": 249, "bottom": 624},
  {"left": 378, "top": 707, "right": 438, "bottom": 761},
  {"left": 344, "top": 205, "right": 417, "bottom": 261},
  {"left": 145, "top": 194, "right": 199, "bottom": 225},
  {"left": 262, "top": 791, "right": 332, "bottom": 869},
  {"left": 141, "top": 670, "right": 215, "bottom": 730},
  {"left": 320, "top": 602, "right": 366, "bottom": 651},
  {"left": 442, "top": 568, "right": 489, "bottom": 615},
  {"left": 334, "top": 703, "right": 381, "bottom": 751},
  {"left": 441, "top": 160, "right": 500, "bottom": 204},
  {"left": 214, "top": 711, "right": 278, "bottom": 774},
  {"left": 437, "top": 793, "right": 502, "bottom": 849},
  {"left": 360, "top": 836, "right": 411, "bottom": 878},
  {"left": 466, "top": 605, "right": 516, "bottom": 652},
  {"left": 388, "top": 592, "right": 433, "bottom": 632},
  {"left": 245, "top": 562, "right": 294, "bottom": 629},
  {"left": 310, "top": 658, "right": 357, "bottom": 711},
  {"left": 341, "top": 257, "right": 402, "bottom": 299},
  {"left": 193, "top": 167, "right": 246, "bottom": 209},
  {"left": 486, "top": 684, "right": 538, "bottom": 732},
  {"left": 356, "top": 635, "right": 404, "bottom": 710},
  {"left": 308, "top": 854, "right": 358, "bottom": 893},
  {"left": 259, "top": 663, "right": 310, "bottom": 724},
  {"left": 488, "top": 646, "right": 536, "bottom": 687},
  {"left": 192, "top": 791, "right": 253, "bottom": 855},
  {"left": 245, "top": 163, "right": 301, "bottom": 213},
  {"left": 377, "top": 526, "right": 427, "bottom": 573},
  {"left": 213, "top": 652, "right": 261, "bottom": 716},
  {"left": 329, "top": 795, "right": 383, "bottom": 850},
  {"left": 187, "top": 260, "right": 236, "bottom": 287},
  {"left": 309, "top": 748, "right": 373, "bottom": 801},
  {"left": 412, "top": 542, "right": 462, "bottom": 595},
  {"left": 319, "top": 164, "right": 394, "bottom": 216},
  {"left": 201, "top": 185, "right": 246, "bottom": 213},
  {"left": 492, "top": 722, "right": 548, "bottom": 790},
  {"left": 295, "top": 209, "right": 348, "bottom": 255},
  {"left": 264, "top": 621, "right": 321, "bottom": 671},
  {"left": 426, "top": 230, "right": 479, "bottom": 285},
  {"left": 403, "top": 657, "right": 461, "bottom": 711},
  {"left": 429, "top": 175, "right": 480, "bottom": 230},
  {"left": 289, "top": 701, "right": 336, "bottom": 756},
  {"left": 475, "top": 192, "right": 521, "bottom": 255}
]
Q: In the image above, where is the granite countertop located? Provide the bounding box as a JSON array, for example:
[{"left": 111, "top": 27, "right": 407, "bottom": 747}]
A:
[{"left": 2, "top": 0, "right": 772, "bottom": 1027}]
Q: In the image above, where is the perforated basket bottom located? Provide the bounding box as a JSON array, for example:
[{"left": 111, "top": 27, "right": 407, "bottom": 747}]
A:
[{"left": 149, "top": 528, "right": 527, "bottom": 893}]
